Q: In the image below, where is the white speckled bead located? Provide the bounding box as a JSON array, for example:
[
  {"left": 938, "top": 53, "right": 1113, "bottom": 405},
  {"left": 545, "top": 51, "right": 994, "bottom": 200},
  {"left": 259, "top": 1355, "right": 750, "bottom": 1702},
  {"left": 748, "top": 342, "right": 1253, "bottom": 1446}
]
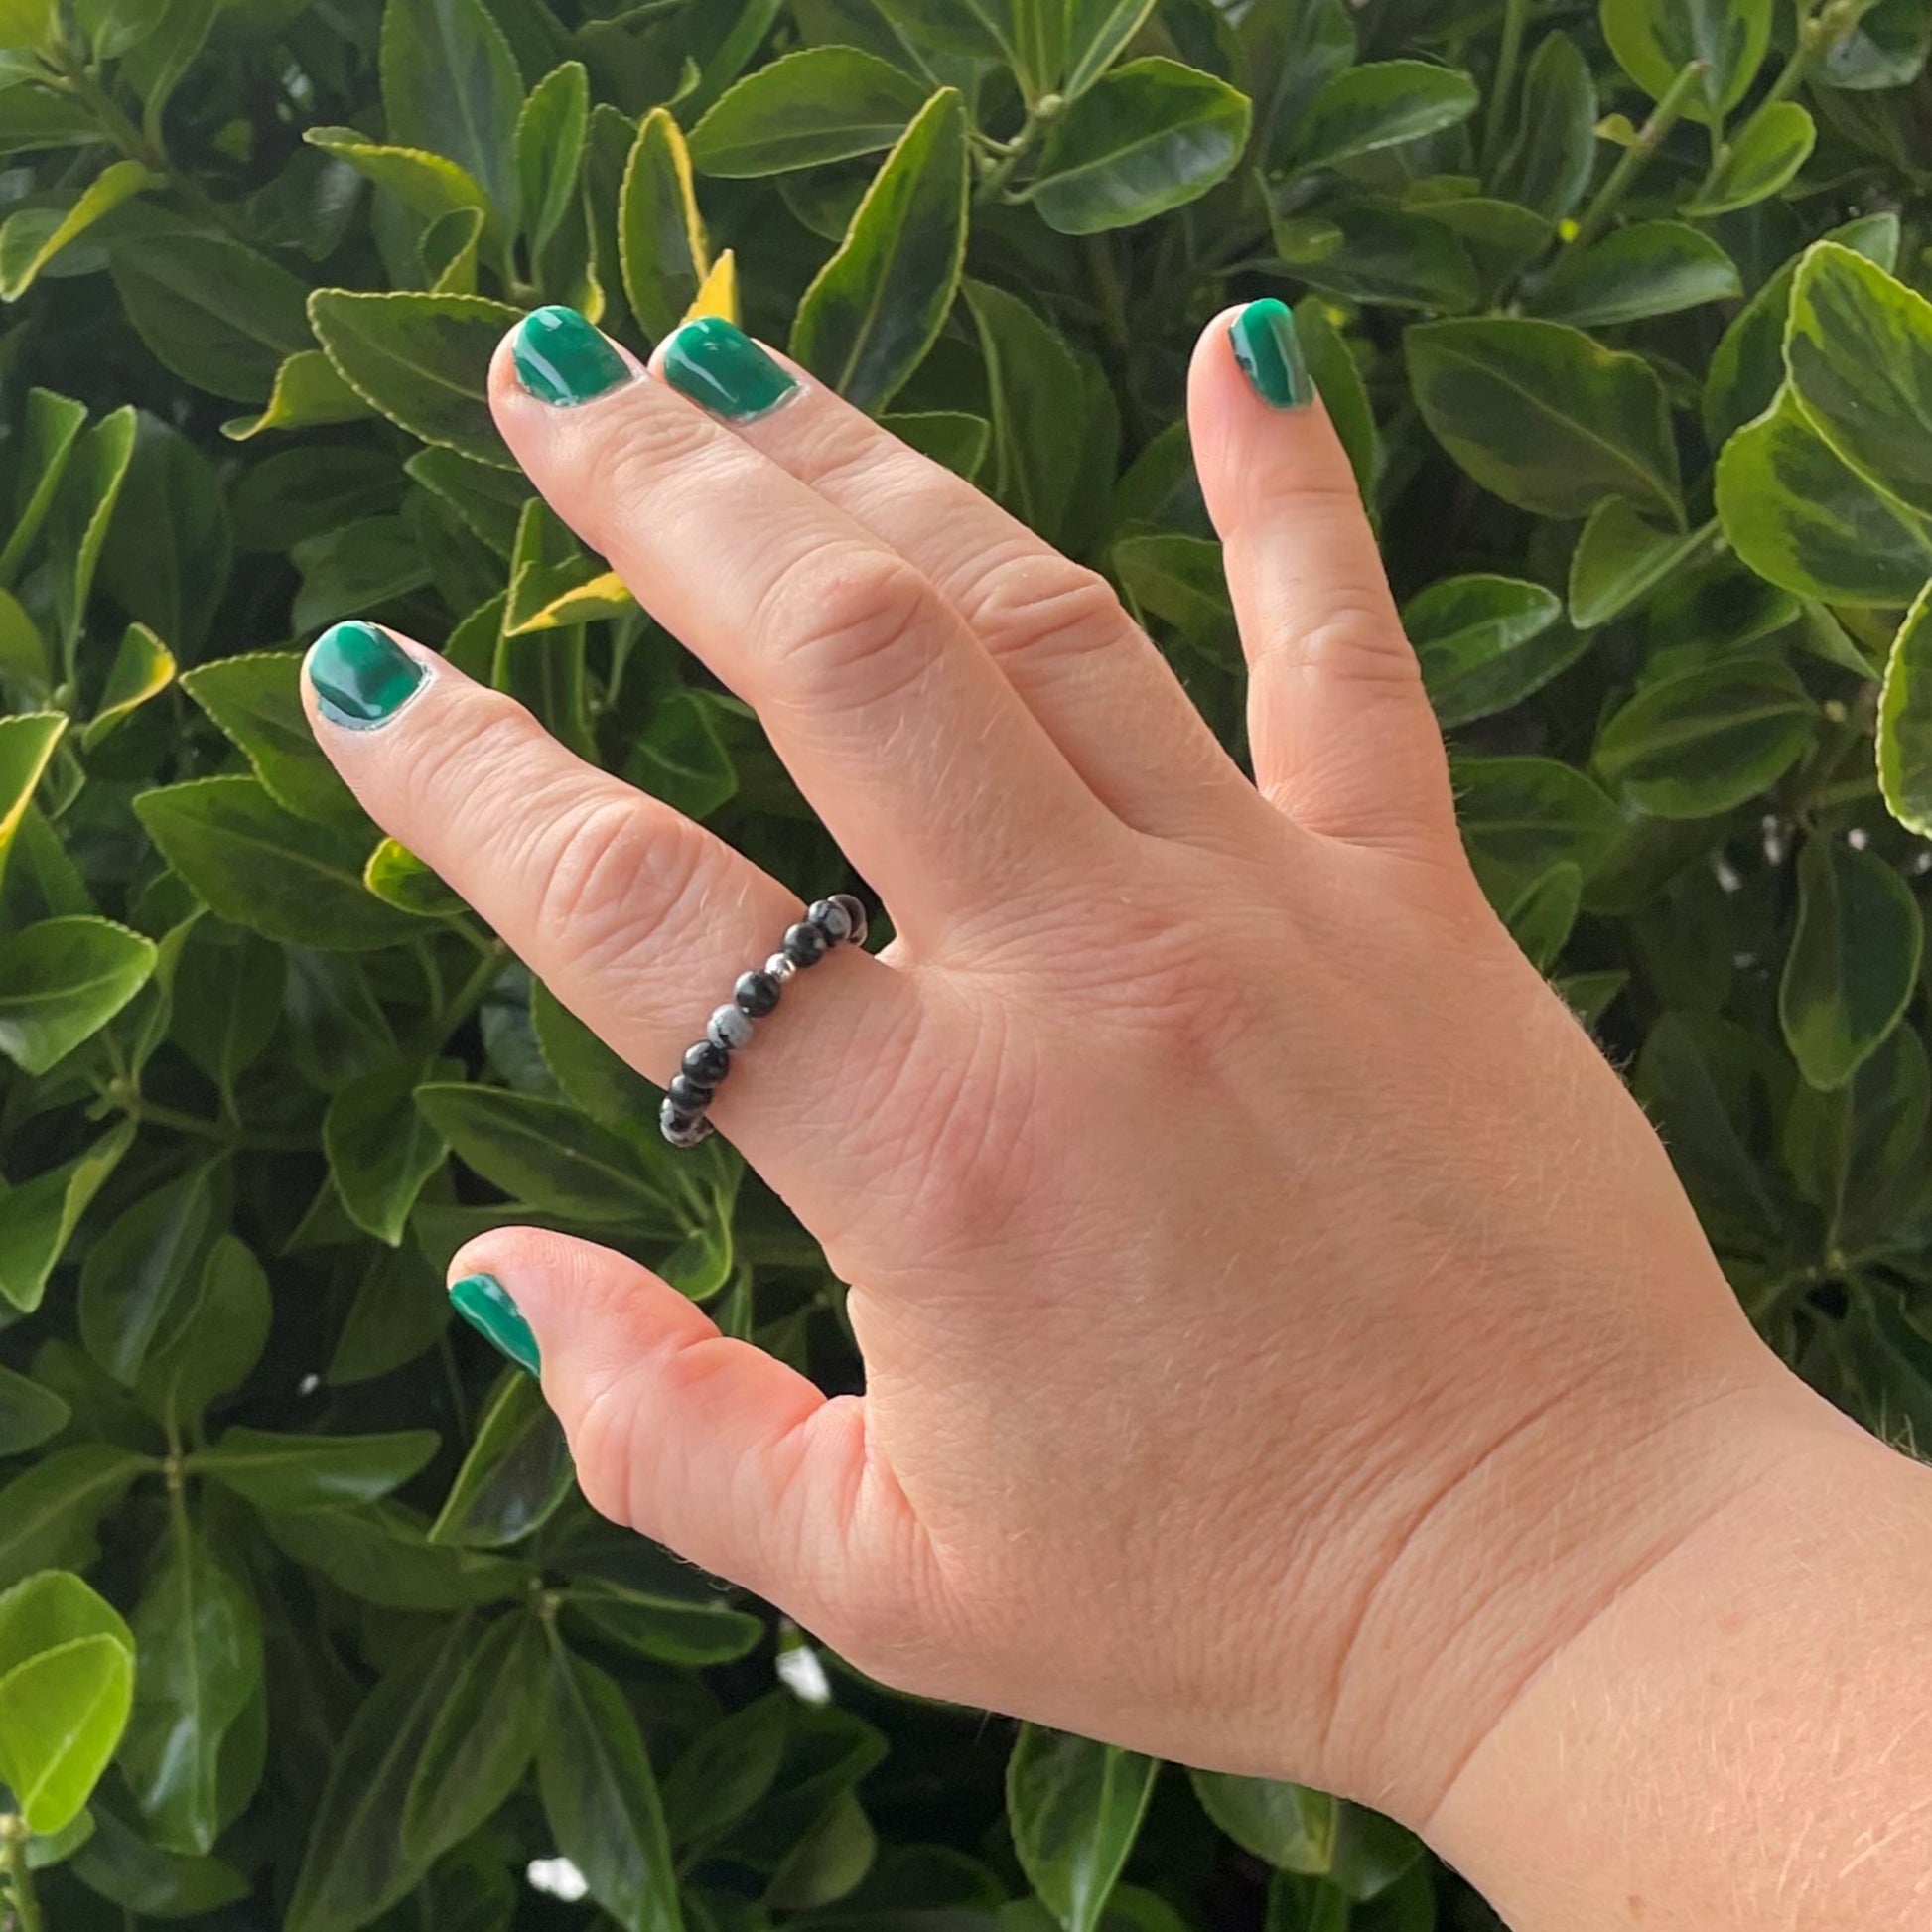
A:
[
  {"left": 808, "top": 897, "right": 853, "bottom": 944},
  {"left": 707, "top": 1004, "right": 754, "bottom": 1050},
  {"left": 660, "top": 1098, "right": 714, "bottom": 1148},
  {"left": 765, "top": 953, "right": 797, "bottom": 982}
]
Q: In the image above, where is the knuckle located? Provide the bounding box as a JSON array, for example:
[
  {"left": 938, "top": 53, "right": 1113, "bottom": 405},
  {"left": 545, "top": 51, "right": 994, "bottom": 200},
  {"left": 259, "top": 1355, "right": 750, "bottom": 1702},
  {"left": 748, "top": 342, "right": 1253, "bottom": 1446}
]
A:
[
  {"left": 972, "top": 552, "right": 1130, "bottom": 665},
  {"left": 759, "top": 542, "right": 941, "bottom": 710},
  {"left": 1261, "top": 597, "right": 1421, "bottom": 695},
  {"left": 530, "top": 792, "right": 711, "bottom": 977}
]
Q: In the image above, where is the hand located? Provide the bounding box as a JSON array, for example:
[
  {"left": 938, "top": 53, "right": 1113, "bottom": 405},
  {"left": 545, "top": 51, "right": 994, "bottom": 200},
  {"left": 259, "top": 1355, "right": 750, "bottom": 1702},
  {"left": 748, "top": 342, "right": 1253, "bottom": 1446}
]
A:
[{"left": 302, "top": 302, "right": 1839, "bottom": 1829}]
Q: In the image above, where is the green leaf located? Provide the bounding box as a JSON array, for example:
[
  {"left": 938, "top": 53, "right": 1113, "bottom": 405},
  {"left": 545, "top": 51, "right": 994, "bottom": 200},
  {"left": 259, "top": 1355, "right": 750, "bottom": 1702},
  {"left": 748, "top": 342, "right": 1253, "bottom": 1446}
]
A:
[
  {"left": 96, "top": 411, "right": 231, "bottom": 657},
  {"left": 0, "top": 1364, "right": 69, "bottom": 1454},
  {"left": 0, "top": 1573, "right": 132, "bottom": 1678},
  {"left": 0, "top": 386, "right": 86, "bottom": 585},
  {"left": 691, "top": 46, "right": 929, "bottom": 176},
  {"left": 1026, "top": 59, "right": 1249, "bottom": 234},
  {"left": 1779, "top": 837, "right": 1923, "bottom": 1090},
  {"left": 1716, "top": 384, "right": 1932, "bottom": 606},
  {"left": 1784, "top": 1026, "right": 1930, "bottom": 1247},
  {"left": 1008, "top": 1727, "right": 1157, "bottom": 1932},
  {"left": 0, "top": 158, "right": 156, "bottom": 299},
  {"left": 560, "top": 1584, "right": 765, "bottom": 1666},
  {"left": 0, "top": 1631, "right": 133, "bottom": 1835},
  {"left": 304, "top": 126, "right": 491, "bottom": 224},
  {"left": 399, "top": 1612, "right": 544, "bottom": 1863},
  {"left": 1115, "top": 532, "right": 1238, "bottom": 670},
  {"left": 530, "top": 979, "right": 657, "bottom": 1128},
  {"left": 286, "top": 1625, "right": 482, "bottom": 1932},
  {"left": 134, "top": 776, "right": 422, "bottom": 951},
  {"left": 1817, "top": 0, "right": 1932, "bottom": 88},
  {"left": 792, "top": 87, "right": 968, "bottom": 411},
  {"left": 1189, "top": 1772, "right": 1332, "bottom": 1871},
  {"left": 1600, "top": 0, "right": 1773, "bottom": 121},
  {"left": 0, "top": 1447, "right": 152, "bottom": 1590},
  {"left": 1453, "top": 756, "right": 1624, "bottom": 902},
  {"left": 1405, "top": 574, "right": 1586, "bottom": 729},
  {"left": 1880, "top": 582, "right": 1932, "bottom": 838},
  {"left": 0, "top": 711, "right": 65, "bottom": 890},
  {"left": 428, "top": 1368, "right": 575, "bottom": 1548},
  {"left": 1568, "top": 500, "right": 1714, "bottom": 630},
  {"left": 82, "top": 622, "right": 175, "bottom": 751},
  {"left": 537, "top": 1646, "right": 684, "bottom": 1932},
  {"left": 1289, "top": 61, "right": 1475, "bottom": 169},
  {"left": 1063, "top": 0, "right": 1157, "bottom": 97},
  {"left": 363, "top": 836, "right": 466, "bottom": 917},
  {"left": 108, "top": 228, "right": 313, "bottom": 403},
  {"left": 1703, "top": 211, "right": 1898, "bottom": 450},
  {"left": 515, "top": 60, "right": 589, "bottom": 255},
  {"left": 963, "top": 279, "right": 1085, "bottom": 545},
  {"left": 119, "top": 1530, "right": 262, "bottom": 1854},
  {"left": 135, "top": 1232, "right": 272, "bottom": 1434},
  {"left": 1531, "top": 221, "right": 1740, "bottom": 329},
  {"left": 222, "top": 347, "right": 370, "bottom": 441},
  {"left": 1593, "top": 660, "right": 1815, "bottom": 818},
  {"left": 309, "top": 289, "right": 519, "bottom": 468},
  {"left": 48, "top": 403, "right": 136, "bottom": 646},
  {"left": 620, "top": 106, "right": 709, "bottom": 342},
  {"left": 78, "top": 1167, "right": 225, "bottom": 1387},
  {"left": 266, "top": 1502, "right": 526, "bottom": 1611},
  {"left": 1491, "top": 31, "right": 1596, "bottom": 220},
  {"left": 0, "top": 1119, "right": 134, "bottom": 1315},
  {"left": 1686, "top": 100, "right": 1816, "bottom": 214},
  {"left": 663, "top": 1692, "right": 791, "bottom": 1849},
  {"left": 328, "top": 1058, "right": 454, "bottom": 1244},
  {"left": 0, "top": 916, "right": 156, "bottom": 1074},
  {"left": 1785, "top": 241, "right": 1932, "bottom": 527},
  {"left": 380, "top": 0, "right": 523, "bottom": 224},
  {"left": 1274, "top": 202, "right": 1478, "bottom": 313},
  {"left": 415, "top": 1080, "right": 678, "bottom": 1226},
  {"left": 65, "top": 1801, "right": 248, "bottom": 1916},
  {"left": 194, "top": 1426, "right": 439, "bottom": 1511},
  {"left": 1407, "top": 318, "right": 1682, "bottom": 523}
]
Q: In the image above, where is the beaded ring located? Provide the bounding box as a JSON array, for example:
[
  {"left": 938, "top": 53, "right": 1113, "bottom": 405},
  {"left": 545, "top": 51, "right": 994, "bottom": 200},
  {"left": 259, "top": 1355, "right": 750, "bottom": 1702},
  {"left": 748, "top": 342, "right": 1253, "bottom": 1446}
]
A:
[{"left": 659, "top": 894, "right": 869, "bottom": 1147}]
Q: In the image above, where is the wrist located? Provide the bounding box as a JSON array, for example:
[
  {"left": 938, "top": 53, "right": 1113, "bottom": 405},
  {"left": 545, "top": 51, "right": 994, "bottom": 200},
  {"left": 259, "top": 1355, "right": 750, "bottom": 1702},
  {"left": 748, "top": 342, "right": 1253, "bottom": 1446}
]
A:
[{"left": 1313, "top": 1314, "right": 1853, "bottom": 1828}]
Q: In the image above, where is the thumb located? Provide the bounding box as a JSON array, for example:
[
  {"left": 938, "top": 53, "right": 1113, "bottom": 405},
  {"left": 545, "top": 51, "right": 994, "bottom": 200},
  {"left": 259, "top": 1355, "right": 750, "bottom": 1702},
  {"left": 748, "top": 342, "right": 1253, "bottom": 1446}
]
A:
[
  {"left": 446, "top": 1228, "right": 930, "bottom": 1666},
  {"left": 1189, "top": 299, "right": 1455, "bottom": 855}
]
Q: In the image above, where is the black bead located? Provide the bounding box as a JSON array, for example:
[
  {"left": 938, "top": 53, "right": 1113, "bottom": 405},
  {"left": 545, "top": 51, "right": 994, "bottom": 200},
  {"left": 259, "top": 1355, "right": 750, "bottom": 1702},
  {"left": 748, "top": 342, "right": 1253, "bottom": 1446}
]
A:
[
  {"left": 668, "top": 1073, "right": 714, "bottom": 1113},
  {"left": 782, "top": 920, "right": 828, "bottom": 967},
  {"left": 806, "top": 897, "right": 845, "bottom": 943},
  {"left": 829, "top": 893, "right": 868, "bottom": 946},
  {"left": 683, "top": 1040, "right": 730, "bottom": 1086},
  {"left": 734, "top": 969, "right": 781, "bottom": 1017}
]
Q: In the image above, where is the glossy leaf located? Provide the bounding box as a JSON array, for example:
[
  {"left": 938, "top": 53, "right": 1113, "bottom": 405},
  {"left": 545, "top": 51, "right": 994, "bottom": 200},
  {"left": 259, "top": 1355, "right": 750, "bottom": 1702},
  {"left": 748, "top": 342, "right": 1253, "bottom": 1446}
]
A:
[
  {"left": 1531, "top": 222, "right": 1740, "bottom": 329},
  {"left": 1593, "top": 661, "right": 1815, "bottom": 818},
  {"left": 1289, "top": 61, "right": 1475, "bottom": 170},
  {"left": 621, "top": 106, "right": 709, "bottom": 342},
  {"left": 515, "top": 61, "right": 590, "bottom": 255},
  {"left": 560, "top": 1584, "right": 765, "bottom": 1667},
  {"left": 792, "top": 88, "right": 969, "bottom": 410},
  {"left": 1687, "top": 101, "right": 1816, "bottom": 214},
  {"left": 1600, "top": 0, "right": 1773, "bottom": 120},
  {"left": 77, "top": 1167, "right": 225, "bottom": 1386},
  {"left": 0, "top": 1365, "right": 68, "bottom": 1454},
  {"left": 1880, "top": 581, "right": 1932, "bottom": 837},
  {"left": 1008, "top": 1726, "right": 1158, "bottom": 1932},
  {"left": 0, "top": 1119, "right": 134, "bottom": 1314},
  {"left": 379, "top": 0, "right": 522, "bottom": 224},
  {"left": 194, "top": 1426, "right": 439, "bottom": 1512},
  {"left": 1568, "top": 500, "right": 1713, "bottom": 630},
  {"left": 0, "top": 1448, "right": 153, "bottom": 1590},
  {"left": 537, "top": 1646, "right": 684, "bottom": 1932},
  {"left": 1405, "top": 574, "right": 1585, "bottom": 729},
  {"left": 1780, "top": 838, "right": 1923, "bottom": 1090},
  {"left": 0, "top": 916, "right": 156, "bottom": 1074},
  {"left": 309, "top": 290, "right": 519, "bottom": 468},
  {"left": 691, "top": 47, "right": 929, "bottom": 175},
  {"left": 1026, "top": 59, "right": 1251, "bottom": 235},
  {"left": 179, "top": 650, "right": 361, "bottom": 828},
  {"left": 1408, "top": 318, "right": 1682, "bottom": 523},
  {"left": 0, "top": 158, "right": 157, "bottom": 299},
  {"left": 428, "top": 1369, "right": 575, "bottom": 1548},
  {"left": 327, "top": 1058, "right": 454, "bottom": 1243},
  {"left": 0, "top": 1625, "right": 133, "bottom": 1835}
]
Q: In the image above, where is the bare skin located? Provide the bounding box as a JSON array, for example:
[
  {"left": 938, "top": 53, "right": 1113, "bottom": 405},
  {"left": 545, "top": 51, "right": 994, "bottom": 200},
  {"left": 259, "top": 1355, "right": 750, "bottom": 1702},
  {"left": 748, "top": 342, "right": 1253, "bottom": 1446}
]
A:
[{"left": 304, "top": 307, "right": 1932, "bottom": 1928}]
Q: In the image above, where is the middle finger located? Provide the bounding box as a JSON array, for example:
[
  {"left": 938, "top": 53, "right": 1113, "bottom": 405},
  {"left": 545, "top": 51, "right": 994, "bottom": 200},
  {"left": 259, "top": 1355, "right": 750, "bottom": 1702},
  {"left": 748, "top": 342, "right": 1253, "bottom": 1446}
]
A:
[{"left": 491, "top": 307, "right": 1124, "bottom": 946}]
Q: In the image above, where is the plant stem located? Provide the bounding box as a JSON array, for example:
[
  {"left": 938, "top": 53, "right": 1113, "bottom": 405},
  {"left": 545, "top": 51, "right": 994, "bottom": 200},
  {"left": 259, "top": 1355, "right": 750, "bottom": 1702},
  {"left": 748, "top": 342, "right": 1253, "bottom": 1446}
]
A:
[
  {"left": 438, "top": 939, "right": 509, "bottom": 1046},
  {"left": 1567, "top": 59, "right": 1709, "bottom": 252},
  {"left": 975, "top": 105, "right": 1049, "bottom": 203},
  {"left": 1, "top": 1822, "right": 41, "bottom": 1932},
  {"left": 1759, "top": 0, "right": 1880, "bottom": 112},
  {"left": 1482, "top": 0, "right": 1532, "bottom": 165}
]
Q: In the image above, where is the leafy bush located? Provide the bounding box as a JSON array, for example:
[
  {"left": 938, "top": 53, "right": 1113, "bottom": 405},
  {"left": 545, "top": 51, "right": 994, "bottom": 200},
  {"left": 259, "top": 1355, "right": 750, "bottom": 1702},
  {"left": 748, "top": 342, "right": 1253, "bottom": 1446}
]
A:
[{"left": 2, "top": 0, "right": 1932, "bottom": 1924}]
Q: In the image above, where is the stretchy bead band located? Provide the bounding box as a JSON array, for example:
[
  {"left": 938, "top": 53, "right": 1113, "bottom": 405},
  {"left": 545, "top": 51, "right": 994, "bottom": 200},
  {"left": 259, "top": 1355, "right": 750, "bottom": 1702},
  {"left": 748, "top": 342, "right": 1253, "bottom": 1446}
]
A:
[{"left": 659, "top": 894, "right": 868, "bottom": 1147}]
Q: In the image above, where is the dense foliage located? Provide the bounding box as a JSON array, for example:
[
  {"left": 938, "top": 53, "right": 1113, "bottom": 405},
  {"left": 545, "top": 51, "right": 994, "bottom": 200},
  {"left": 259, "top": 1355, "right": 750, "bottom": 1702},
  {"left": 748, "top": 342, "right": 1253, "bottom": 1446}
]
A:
[{"left": 2, "top": 0, "right": 1932, "bottom": 1925}]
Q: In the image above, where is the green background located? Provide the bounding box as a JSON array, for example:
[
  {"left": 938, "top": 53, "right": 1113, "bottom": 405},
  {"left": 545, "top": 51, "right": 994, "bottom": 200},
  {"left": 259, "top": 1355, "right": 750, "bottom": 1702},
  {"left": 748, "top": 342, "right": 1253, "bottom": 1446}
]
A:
[{"left": 3, "top": 0, "right": 1932, "bottom": 1926}]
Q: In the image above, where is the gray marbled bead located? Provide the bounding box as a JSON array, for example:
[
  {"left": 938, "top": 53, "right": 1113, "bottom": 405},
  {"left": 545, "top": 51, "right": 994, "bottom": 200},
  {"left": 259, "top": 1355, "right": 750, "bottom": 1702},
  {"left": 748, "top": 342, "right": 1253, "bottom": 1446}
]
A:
[
  {"left": 707, "top": 1004, "right": 754, "bottom": 1050},
  {"left": 829, "top": 893, "right": 867, "bottom": 946},
  {"left": 807, "top": 897, "right": 852, "bottom": 944},
  {"left": 659, "top": 1099, "right": 714, "bottom": 1148}
]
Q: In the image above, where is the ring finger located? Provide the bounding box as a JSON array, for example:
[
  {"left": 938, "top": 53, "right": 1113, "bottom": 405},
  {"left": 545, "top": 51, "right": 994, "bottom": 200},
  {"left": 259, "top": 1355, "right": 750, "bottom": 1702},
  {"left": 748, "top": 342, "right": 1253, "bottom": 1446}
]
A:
[{"left": 299, "top": 624, "right": 919, "bottom": 1197}]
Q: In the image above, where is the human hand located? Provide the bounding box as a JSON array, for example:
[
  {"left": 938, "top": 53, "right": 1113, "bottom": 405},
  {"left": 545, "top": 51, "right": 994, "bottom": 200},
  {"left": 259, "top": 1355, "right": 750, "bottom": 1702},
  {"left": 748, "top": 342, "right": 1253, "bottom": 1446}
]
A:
[{"left": 301, "top": 301, "right": 1843, "bottom": 1831}]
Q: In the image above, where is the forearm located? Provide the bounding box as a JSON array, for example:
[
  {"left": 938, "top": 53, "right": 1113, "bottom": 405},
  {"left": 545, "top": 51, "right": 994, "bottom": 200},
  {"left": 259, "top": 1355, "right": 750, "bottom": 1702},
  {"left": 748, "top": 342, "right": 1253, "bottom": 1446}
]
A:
[{"left": 1427, "top": 1395, "right": 1932, "bottom": 1928}]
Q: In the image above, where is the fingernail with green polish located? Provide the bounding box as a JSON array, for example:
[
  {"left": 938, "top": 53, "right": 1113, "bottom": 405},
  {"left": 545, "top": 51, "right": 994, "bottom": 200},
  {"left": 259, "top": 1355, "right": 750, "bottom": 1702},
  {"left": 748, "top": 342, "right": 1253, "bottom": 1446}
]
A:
[
  {"left": 450, "top": 1273, "right": 540, "bottom": 1376},
  {"left": 661, "top": 315, "right": 798, "bottom": 422},
  {"left": 512, "top": 304, "right": 631, "bottom": 407},
  {"left": 307, "top": 621, "right": 426, "bottom": 731},
  {"left": 1230, "top": 298, "right": 1315, "bottom": 410}
]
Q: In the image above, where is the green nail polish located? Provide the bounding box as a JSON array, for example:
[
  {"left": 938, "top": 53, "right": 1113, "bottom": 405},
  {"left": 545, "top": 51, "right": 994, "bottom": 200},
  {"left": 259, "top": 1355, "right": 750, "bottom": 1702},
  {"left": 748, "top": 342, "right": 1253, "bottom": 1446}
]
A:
[
  {"left": 661, "top": 315, "right": 798, "bottom": 421},
  {"left": 512, "top": 305, "right": 630, "bottom": 406},
  {"left": 307, "top": 621, "right": 426, "bottom": 730},
  {"left": 1230, "top": 299, "right": 1315, "bottom": 410},
  {"left": 450, "top": 1273, "right": 540, "bottom": 1376}
]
